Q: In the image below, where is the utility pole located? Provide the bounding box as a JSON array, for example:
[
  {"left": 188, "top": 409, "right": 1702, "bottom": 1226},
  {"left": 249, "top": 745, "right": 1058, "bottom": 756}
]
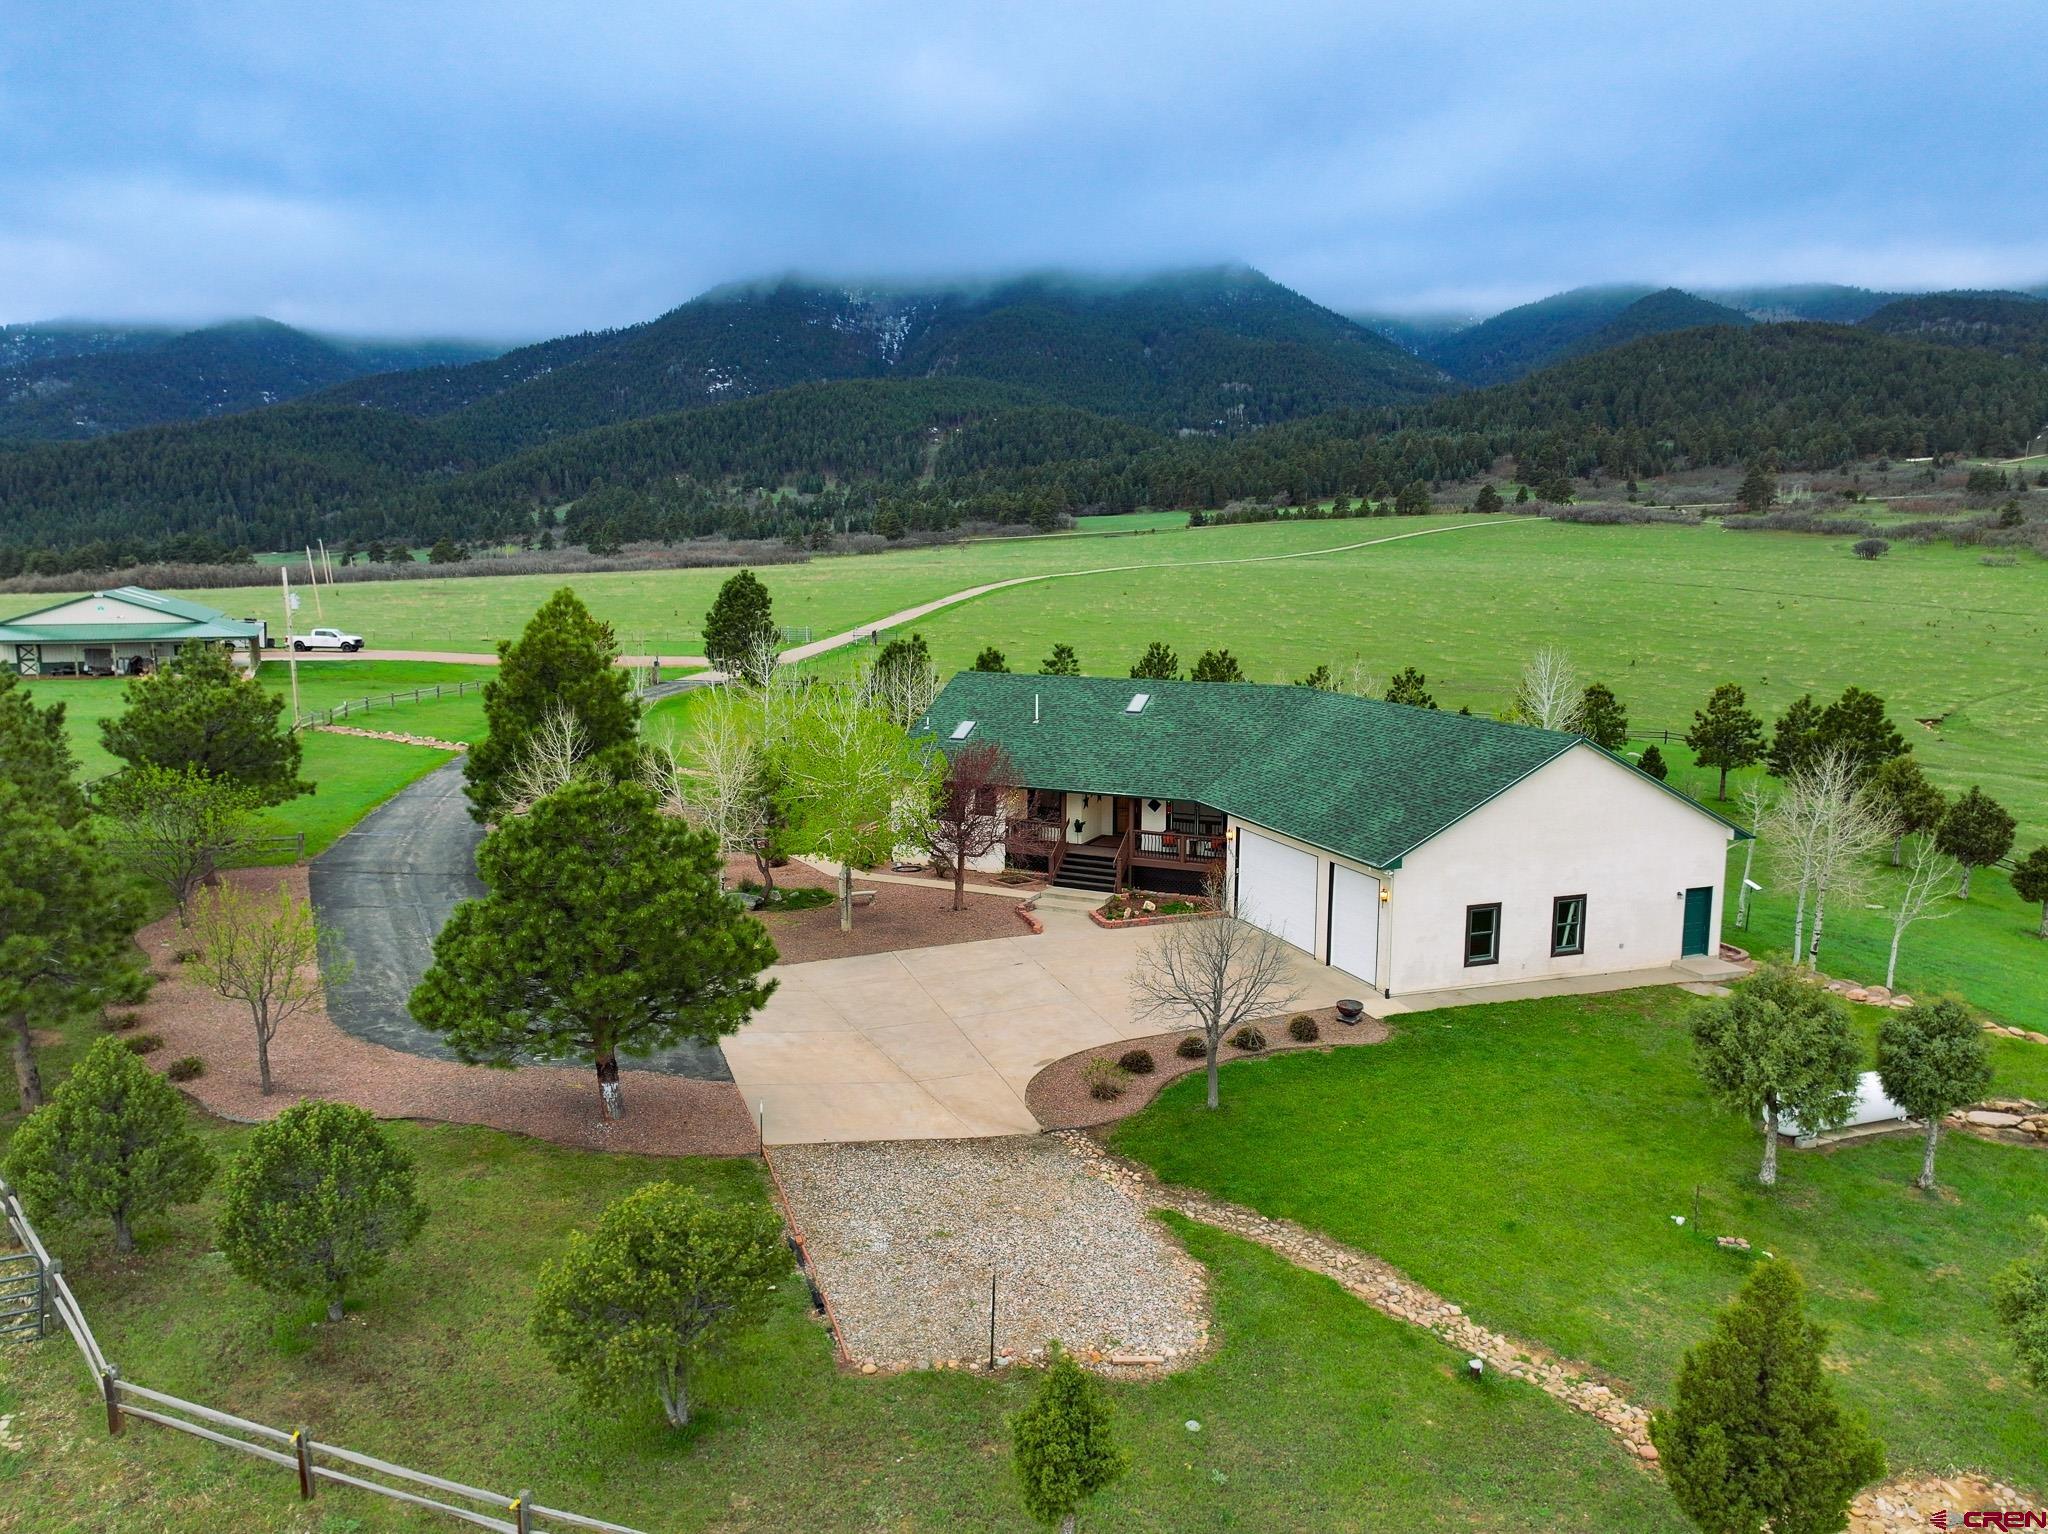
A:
[
  {"left": 279, "top": 567, "right": 301, "bottom": 721},
  {"left": 303, "top": 547, "right": 325, "bottom": 621}
]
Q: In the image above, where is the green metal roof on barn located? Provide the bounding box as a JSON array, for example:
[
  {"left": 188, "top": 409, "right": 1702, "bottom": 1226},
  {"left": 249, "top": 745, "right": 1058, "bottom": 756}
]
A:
[
  {"left": 925, "top": 671, "right": 1744, "bottom": 870},
  {"left": 0, "top": 587, "right": 264, "bottom": 644}
]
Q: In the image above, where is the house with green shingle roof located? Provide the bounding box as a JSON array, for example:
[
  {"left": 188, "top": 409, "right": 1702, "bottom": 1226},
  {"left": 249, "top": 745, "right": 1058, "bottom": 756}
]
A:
[
  {"left": 1, "top": 587, "right": 267, "bottom": 677},
  {"left": 927, "top": 671, "right": 1745, "bottom": 998}
]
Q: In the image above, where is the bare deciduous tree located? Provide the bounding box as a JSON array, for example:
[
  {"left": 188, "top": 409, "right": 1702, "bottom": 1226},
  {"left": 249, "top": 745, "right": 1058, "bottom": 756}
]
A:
[
  {"left": 1335, "top": 660, "right": 1384, "bottom": 700},
  {"left": 186, "top": 882, "right": 351, "bottom": 1095},
  {"left": 502, "top": 703, "right": 591, "bottom": 815},
  {"left": 927, "top": 741, "right": 1019, "bottom": 910},
  {"left": 861, "top": 646, "right": 941, "bottom": 731},
  {"left": 1130, "top": 884, "right": 1302, "bottom": 1109},
  {"left": 1884, "top": 834, "right": 1961, "bottom": 990},
  {"left": 1767, "top": 750, "right": 1888, "bottom": 971},
  {"left": 1513, "top": 646, "right": 1583, "bottom": 731},
  {"left": 1734, "top": 779, "right": 1772, "bottom": 930}
]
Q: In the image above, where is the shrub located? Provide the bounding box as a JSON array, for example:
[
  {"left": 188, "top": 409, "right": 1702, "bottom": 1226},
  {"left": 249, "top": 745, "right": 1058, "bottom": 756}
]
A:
[
  {"left": 166, "top": 1056, "right": 205, "bottom": 1082},
  {"left": 1084, "top": 1059, "right": 1129, "bottom": 1101},
  {"left": 1116, "top": 1048, "right": 1155, "bottom": 1075},
  {"left": 2, "top": 1035, "right": 214, "bottom": 1253},
  {"left": 1229, "top": 1025, "right": 1267, "bottom": 1053},
  {"left": 99, "top": 1012, "right": 141, "bottom": 1032},
  {"left": 1287, "top": 1013, "right": 1321, "bottom": 1043},
  {"left": 1852, "top": 537, "right": 1891, "bottom": 560},
  {"left": 217, "top": 1101, "right": 428, "bottom": 1323},
  {"left": 123, "top": 1033, "right": 164, "bottom": 1056},
  {"left": 1175, "top": 1033, "right": 1207, "bottom": 1060}
]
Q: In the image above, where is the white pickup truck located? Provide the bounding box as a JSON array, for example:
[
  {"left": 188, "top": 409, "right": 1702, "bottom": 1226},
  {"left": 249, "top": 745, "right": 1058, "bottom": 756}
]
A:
[{"left": 291, "top": 626, "right": 366, "bottom": 653}]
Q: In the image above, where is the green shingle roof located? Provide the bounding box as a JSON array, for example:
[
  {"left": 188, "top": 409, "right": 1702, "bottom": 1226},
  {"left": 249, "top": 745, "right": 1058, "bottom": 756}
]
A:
[{"left": 926, "top": 671, "right": 1741, "bottom": 870}]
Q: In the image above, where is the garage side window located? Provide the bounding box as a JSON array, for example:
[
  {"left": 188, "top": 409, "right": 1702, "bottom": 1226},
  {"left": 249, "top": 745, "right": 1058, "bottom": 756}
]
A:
[
  {"left": 1464, "top": 902, "right": 1501, "bottom": 967},
  {"left": 1551, "top": 894, "right": 1586, "bottom": 956}
]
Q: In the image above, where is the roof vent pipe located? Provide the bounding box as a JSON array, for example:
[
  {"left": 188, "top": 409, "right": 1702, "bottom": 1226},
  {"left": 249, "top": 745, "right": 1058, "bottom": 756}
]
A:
[{"left": 1034, "top": 694, "right": 1040, "bottom": 724}]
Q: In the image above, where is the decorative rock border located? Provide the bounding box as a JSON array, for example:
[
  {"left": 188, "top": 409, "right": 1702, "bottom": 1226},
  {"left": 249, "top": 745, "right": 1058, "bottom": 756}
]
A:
[
  {"left": 1949, "top": 1097, "right": 2048, "bottom": 1143},
  {"left": 1088, "top": 902, "right": 1219, "bottom": 930},
  {"left": 1014, "top": 901, "right": 1045, "bottom": 934},
  {"left": 315, "top": 724, "right": 469, "bottom": 751}
]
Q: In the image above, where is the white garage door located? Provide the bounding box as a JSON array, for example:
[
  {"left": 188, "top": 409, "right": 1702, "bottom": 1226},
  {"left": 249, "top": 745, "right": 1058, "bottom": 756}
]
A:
[
  {"left": 1328, "top": 865, "right": 1381, "bottom": 984},
  {"left": 1234, "top": 830, "right": 1318, "bottom": 955}
]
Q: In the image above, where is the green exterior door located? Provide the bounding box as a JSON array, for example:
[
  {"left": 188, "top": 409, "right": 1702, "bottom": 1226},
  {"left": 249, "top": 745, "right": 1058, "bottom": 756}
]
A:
[{"left": 1681, "top": 886, "right": 1714, "bottom": 957}]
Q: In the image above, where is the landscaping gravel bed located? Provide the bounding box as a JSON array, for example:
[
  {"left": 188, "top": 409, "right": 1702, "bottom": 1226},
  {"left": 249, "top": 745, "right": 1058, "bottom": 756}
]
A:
[
  {"left": 768, "top": 1136, "right": 1208, "bottom": 1372},
  {"left": 749, "top": 868, "right": 1036, "bottom": 965},
  {"left": 1026, "top": 1005, "right": 1391, "bottom": 1130}
]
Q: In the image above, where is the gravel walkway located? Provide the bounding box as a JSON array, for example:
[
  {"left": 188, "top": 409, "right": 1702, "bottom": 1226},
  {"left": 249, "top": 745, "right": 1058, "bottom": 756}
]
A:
[
  {"left": 767, "top": 1136, "right": 1207, "bottom": 1372},
  {"left": 129, "top": 866, "right": 759, "bottom": 1156}
]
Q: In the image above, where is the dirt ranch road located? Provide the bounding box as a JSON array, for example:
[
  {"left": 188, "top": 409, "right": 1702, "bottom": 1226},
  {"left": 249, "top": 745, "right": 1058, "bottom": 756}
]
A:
[{"left": 279, "top": 518, "right": 1533, "bottom": 673}]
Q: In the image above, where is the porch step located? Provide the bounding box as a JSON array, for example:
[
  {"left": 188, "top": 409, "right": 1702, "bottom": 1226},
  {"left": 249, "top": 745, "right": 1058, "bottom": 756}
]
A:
[{"left": 1052, "top": 850, "right": 1118, "bottom": 893}]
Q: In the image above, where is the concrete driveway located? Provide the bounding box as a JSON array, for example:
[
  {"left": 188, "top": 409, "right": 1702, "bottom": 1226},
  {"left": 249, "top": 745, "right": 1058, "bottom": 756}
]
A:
[{"left": 728, "top": 909, "right": 1357, "bottom": 1144}]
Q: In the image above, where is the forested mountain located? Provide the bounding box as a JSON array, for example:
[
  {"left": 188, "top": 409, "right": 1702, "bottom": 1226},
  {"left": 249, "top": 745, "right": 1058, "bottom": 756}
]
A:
[
  {"left": 1699, "top": 284, "right": 1899, "bottom": 324},
  {"left": 1556, "top": 289, "right": 1752, "bottom": 360},
  {"left": 1859, "top": 291, "right": 2048, "bottom": 368},
  {"left": 314, "top": 267, "right": 1451, "bottom": 454},
  {"left": 1417, "top": 286, "right": 1657, "bottom": 384},
  {"left": 1345, "top": 309, "right": 1475, "bottom": 356},
  {"left": 0, "top": 318, "right": 506, "bottom": 442}
]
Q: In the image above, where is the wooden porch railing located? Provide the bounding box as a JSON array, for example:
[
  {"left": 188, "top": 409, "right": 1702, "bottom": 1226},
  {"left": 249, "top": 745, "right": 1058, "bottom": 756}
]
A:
[
  {"left": 1116, "top": 824, "right": 1134, "bottom": 888},
  {"left": 1135, "top": 830, "right": 1226, "bottom": 864}
]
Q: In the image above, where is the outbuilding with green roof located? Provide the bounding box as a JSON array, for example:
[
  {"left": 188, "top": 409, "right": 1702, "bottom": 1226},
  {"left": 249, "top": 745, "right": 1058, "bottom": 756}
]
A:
[
  {"left": 926, "top": 671, "right": 1745, "bottom": 998},
  {"left": 1, "top": 587, "right": 267, "bottom": 678}
]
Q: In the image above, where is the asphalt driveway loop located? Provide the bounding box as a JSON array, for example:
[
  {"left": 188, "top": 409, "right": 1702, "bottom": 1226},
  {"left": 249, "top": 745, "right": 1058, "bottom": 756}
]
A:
[
  {"left": 309, "top": 757, "right": 731, "bottom": 1082},
  {"left": 769, "top": 1135, "right": 1208, "bottom": 1371}
]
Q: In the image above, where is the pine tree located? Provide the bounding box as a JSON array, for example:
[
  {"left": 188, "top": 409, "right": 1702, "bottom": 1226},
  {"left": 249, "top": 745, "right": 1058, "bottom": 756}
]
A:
[
  {"left": 216, "top": 1101, "right": 428, "bottom": 1323},
  {"left": 1735, "top": 460, "right": 1779, "bottom": 515},
  {"left": 1689, "top": 966, "right": 1860, "bottom": 1186},
  {"left": 972, "top": 646, "right": 1010, "bottom": 673},
  {"left": 1814, "top": 686, "right": 1906, "bottom": 781},
  {"left": 1993, "top": 1217, "right": 2048, "bottom": 1392},
  {"left": 1129, "top": 642, "right": 1180, "bottom": 681},
  {"left": 412, "top": 779, "right": 776, "bottom": 1120},
  {"left": 1040, "top": 643, "right": 1081, "bottom": 677},
  {"left": 1470, "top": 483, "right": 1504, "bottom": 515},
  {"left": 2013, "top": 845, "right": 2048, "bottom": 939},
  {"left": 1765, "top": 695, "right": 1823, "bottom": 780},
  {"left": 1686, "top": 683, "right": 1765, "bottom": 800},
  {"left": 1876, "top": 998, "right": 1992, "bottom": 1190},
  {"left": 701, "top": 569, "right": 777, "bottom": 674},
  {"left": 1639, "top": 744, "right": 1670, "bottom": 780},
  {"left": 1382, "top": 667, "right": 1436, "bottom": 709},
  {"left": 1576, "top": 682, "right": 1630, "bottom": 751},
  {"left": 531, "top": 1182, "right": 789, "bottom": 1428},
  {"left": 3, "top": 1034, "right": 213, "bottom": 1252},
  {"left": 465, "top": 588, "right": 640, "bottom": 823},
  {"left": 0, "top": 671, "right": 87, "bottom": 826},
  {"left": 1295, "top": 664, "right": 1335, "bottom": 690},
  {"left": 1935, "top": 787, "right": 2016, "bottom": 898},
  {"left": 1864, "top": 756, "right": 1947, "bottom": 866},
  {"left": 100, "top": 640, "right": 307, "bottom": 805},
  {"left": 1189, "top": 648, "right": 1245, "bottom": 683},
  {"left": 0, "top": 780, "right": 150, "bottom": 1111},
  {"left": 1394, "top": 479, "right": 1432, "bottom": 515},
  {"left": 1650, "top": 1261, "right": 1884, "bottom": 1534},
  {"left": 1011, "top": 1344, "right": 1129, "bottom": 1533}
]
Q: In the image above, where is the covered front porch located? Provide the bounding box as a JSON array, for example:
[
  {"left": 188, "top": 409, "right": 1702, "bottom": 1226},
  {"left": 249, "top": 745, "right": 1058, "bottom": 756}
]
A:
[{"left": 1010, "top": 788, "right": 1228, "bottom": 894}]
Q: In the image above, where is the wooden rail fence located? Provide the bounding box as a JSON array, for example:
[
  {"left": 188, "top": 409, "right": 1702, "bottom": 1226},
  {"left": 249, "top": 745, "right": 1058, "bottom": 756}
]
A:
[
  {"left": 293, "top": 677, "right": 483, "bottom": 731},
  {"left": 0, "top": 1174, "right": 645, "bottom": 1534}
]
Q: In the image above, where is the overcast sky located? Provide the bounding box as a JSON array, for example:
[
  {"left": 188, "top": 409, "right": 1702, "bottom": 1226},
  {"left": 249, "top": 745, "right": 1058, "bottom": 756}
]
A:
[{"left": 4, "top": 1, "right": 2044, "bottom": 338}]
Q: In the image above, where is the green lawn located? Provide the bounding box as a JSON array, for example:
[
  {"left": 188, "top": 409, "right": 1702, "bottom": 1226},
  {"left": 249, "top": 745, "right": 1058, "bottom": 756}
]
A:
[
  {"left": 1112, "top": 987, "right": 2048, "bottom": 1497},
  {"left": 0, "top": 1110, "right": 1683, "bottom": 1532},
  {"left": 21, "top": 661, "right": 468, "bottom": 858}
]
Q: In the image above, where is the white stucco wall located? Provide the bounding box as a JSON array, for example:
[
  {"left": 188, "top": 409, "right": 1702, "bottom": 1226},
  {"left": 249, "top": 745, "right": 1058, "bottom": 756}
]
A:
[
  {"left": 1063, "top": 790, "right": 1115, "bottom": 844},
  {"left": 1385, "top": 744, "right": 1733, "bottom": 994},
  {"left": 1223, "top": 817, "right": 1395, "bottom": 987}
]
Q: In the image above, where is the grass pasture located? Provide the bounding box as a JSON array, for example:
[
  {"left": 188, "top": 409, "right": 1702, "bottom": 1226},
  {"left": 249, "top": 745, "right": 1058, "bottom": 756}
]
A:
[{"left": 1112, "top": 986, "right": 2048, "bottom": 1498}]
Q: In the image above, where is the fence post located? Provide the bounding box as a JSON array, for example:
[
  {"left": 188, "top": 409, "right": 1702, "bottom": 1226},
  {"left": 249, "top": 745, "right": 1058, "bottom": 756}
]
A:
[
  {"left": 294, "top": 1427, "right": 316, "bottom": 1499},
  {"left": 513, "top": 1488, "right": 534, "bottom": 1534},
  {"left": 102, "top": 1365, "right": 122, "bottom": 1435},
  {"left": 40, "top": 1258, "right": 59, "bottom": 1340}
]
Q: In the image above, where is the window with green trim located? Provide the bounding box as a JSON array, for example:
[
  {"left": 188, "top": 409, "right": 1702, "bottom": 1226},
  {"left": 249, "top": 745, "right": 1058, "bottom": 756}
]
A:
[
  {"left": 1551, "top": 894, "right": 1586, "bottom": 956},
  {"left": 1464, "top": 902, "right": 1501, "bottom": 966}
]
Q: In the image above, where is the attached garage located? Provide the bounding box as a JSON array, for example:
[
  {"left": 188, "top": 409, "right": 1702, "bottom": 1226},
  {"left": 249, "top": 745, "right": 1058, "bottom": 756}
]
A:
[
  {"left": 1327, "top": 864, "right": 1381, "bottom": 984},
  {"left": 1233, "top": 829, "right": 1319, "bottom": 955}
]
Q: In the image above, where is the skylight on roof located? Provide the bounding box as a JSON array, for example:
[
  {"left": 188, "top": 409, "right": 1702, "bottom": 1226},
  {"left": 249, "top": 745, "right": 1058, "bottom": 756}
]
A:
[
  {"left": 950, "top": 719, "right": 976, "bottom": 740},
  {"left": 1125, "top": 693, "right": 1151, "bottom": 714}
]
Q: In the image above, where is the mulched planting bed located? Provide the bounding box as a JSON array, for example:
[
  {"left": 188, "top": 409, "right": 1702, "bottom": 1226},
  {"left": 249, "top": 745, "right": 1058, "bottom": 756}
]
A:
[
  {"left": 1026, "top": 1004, "right": 1392, "bottom": 1130},
  {"left": 767, "top": 1135, "right": 1208, "bottom": 1373},
  {"left": 733, "top": 858, "right": 1039, "bottom": 965},
  {"left": 131, "top": 866, "right": 761, "bottom": 1157}
]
